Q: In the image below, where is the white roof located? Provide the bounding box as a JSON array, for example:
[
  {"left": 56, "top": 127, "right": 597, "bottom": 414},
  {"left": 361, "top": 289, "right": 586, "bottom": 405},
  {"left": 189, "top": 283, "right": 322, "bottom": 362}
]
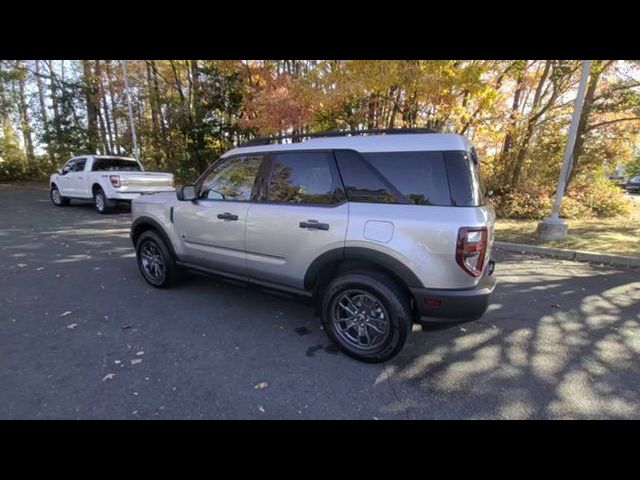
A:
[
  {"left": 222, "top": 133, "right": 471, "bottom": 158},
  {"left": 70, "top": 155, "right": 137, "bottom": 161}
]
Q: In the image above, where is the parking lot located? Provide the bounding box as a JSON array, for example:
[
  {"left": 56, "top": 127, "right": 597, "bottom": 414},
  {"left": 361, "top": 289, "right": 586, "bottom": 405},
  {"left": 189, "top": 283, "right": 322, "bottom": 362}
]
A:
[{"left": 1, "top": 183, "right": 639, "bottom": 419}]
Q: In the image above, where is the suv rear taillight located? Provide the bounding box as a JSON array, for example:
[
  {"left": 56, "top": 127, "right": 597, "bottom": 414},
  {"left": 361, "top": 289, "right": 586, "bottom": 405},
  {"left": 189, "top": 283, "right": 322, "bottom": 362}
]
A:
[
  {"left": 456, "top": 227, "right": 488, "bottom": 277},
  {"left": 109, "top": 175, "right": 121, "bottom": 188}
]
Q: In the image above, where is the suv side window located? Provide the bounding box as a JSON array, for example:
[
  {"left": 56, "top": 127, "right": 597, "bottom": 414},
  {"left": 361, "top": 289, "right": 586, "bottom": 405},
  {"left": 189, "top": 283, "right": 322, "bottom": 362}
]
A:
[
  {"left": 73, "top": 158, "right": 87, "bottom": 172},
  {"left": 266, "top": 152, "right": 342, "bottom": 204},
  {"left": 199, "top": 155, "right": 263, "bottom": 201},
  {"left": 61, "top": 160, "right": 76, "bottom": 175},
  {"left": 334, "top": 150, "right": 399, "bottom": 204},
  {"left": 362, "top": 151, "right": 451, "bottom": 206}
]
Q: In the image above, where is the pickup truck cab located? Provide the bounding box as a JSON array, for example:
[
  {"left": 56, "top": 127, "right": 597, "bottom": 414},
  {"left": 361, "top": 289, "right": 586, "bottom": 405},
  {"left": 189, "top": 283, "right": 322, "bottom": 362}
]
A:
[{"left": 50, "top": 155, "right": 174, "bottom": 214}]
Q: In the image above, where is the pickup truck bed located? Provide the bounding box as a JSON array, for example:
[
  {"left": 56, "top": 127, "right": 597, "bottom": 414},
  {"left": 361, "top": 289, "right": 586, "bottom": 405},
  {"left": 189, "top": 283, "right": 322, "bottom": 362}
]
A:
[{"left": 49, "top": 155, "right": 174, "bottom": 213}]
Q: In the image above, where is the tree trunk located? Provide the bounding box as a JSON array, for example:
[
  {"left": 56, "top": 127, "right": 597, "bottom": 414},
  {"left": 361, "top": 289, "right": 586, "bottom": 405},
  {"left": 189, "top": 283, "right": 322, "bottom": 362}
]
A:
[
  {"left": 82, "top": 60, "right": 99, "bottom": 154},
  {"left": 105, "top": 60, "right": 121, "bottom": 155},
  {"left": 46, "top": 61, "right": 63, "bottom": 156},
  {"left": 96, "top": 60, "right": 114, "bottom": 154},
  {"left": 565, "top": 61, "right": 613, "bottom": 188},
  {"left": 14, "top": 64, "right": 35, "bottom": 164},
  {"left": 510, "top": 60, "right": 552, "bottom": 189}
]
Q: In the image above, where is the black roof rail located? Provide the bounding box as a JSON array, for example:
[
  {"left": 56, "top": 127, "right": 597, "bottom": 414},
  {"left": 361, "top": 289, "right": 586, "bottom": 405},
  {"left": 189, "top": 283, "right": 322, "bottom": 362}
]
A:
[{"left": 238, "top": 127, "right": 439, "bottom": 147}]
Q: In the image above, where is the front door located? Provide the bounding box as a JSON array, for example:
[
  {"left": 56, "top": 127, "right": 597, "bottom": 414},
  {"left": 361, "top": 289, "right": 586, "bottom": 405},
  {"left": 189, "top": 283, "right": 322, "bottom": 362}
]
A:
[
  {"left": 65, "top": 157, "right": 87, "bottom": 197},
  {"left": 173, "top": 154, "right": 265, "bottom": 277},
  {"left": 245, "top": 151, "right": 348, "bottom": 290},
  {"left": 57, "top": 159, "right": 76, "bottom": 196}
]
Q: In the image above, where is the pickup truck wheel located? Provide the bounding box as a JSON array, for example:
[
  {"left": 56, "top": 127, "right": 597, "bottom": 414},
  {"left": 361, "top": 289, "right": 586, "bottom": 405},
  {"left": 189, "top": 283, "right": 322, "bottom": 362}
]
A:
[
  {"left": 136, "top": 230, "right": 178, "bottom": 288},
  {"left": 94, "top": 188, "right": 111, "bottom": 214},
  {"left": 50, "top": 185, "right": 70, "bottom": 206},
  {"left": 321, "top": 272, "right": 412, "bottom": 363}
]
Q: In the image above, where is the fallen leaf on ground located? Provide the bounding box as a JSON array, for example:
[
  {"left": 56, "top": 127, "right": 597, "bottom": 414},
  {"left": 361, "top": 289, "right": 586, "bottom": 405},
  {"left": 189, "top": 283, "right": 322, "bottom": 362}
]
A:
[
  {"left": 254, "top": 381, "right": 268, "bottom": 390},
  {"left": 102, "top": 373, "right": 115, "bottom": 381}
]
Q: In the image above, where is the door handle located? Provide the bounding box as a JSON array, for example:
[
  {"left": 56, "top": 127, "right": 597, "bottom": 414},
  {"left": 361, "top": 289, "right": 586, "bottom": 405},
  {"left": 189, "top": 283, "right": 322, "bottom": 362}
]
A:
[
  {"left": 217, "top": 212, "right": 239, "bottom": 221},
  {"left": 299, "top": 220, "right": 329, "bottom": 230}
]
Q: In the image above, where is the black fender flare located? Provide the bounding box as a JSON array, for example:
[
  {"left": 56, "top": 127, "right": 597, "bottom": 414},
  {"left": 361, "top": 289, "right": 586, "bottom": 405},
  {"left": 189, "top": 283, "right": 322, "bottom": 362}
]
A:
[
  {"left": 304, "top": 246, "right": 423, "bottom": 291},
  {"left": 130, "top": 216, "right": 177, "bottom": 259}
]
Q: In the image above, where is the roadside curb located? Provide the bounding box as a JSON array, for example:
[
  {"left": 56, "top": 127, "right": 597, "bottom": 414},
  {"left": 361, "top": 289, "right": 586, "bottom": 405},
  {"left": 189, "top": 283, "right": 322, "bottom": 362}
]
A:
[{"left": 494, "top": 241, "right": 640, "bottom": 268}]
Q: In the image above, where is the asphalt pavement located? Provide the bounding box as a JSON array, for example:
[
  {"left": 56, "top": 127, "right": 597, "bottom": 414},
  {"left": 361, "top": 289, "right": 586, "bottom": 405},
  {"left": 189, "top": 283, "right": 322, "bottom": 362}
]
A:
[{"left": 1, "top": 183, "right": 639, "bottom": 419}]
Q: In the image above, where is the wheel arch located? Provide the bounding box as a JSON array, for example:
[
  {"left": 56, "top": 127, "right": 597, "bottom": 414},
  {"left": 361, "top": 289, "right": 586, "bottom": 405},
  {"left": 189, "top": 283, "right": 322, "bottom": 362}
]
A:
[
  {"left": 92, "top": 183, "right": 103, "bottom": 196},
  {"left": 304, "top": 247, "right": 423, "bottom": 297},
  {"left": 130, "top": 216, "right": 177, "bottom": 259}
]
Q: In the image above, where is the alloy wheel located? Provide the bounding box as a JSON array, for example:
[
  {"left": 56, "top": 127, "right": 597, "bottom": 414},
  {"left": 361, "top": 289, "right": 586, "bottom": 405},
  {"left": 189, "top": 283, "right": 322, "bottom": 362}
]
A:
[{"left": 331, "top": 289, "right": 390, "bottom": 350}]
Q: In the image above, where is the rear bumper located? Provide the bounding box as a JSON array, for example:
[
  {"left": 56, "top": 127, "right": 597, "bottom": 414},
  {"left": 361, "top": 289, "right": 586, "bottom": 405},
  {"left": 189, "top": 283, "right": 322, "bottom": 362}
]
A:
[{"left": 410, "top": 260, "right": 496, "bottom": 323}]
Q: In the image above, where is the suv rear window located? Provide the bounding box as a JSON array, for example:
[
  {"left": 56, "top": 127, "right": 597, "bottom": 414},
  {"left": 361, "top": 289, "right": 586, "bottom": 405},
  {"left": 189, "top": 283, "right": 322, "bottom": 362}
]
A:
[
  {"left": 444, "top": 151, "right": 485, "bottom": 206},
  {"left": 92, "top": 158, "right": 142, "bottom": 172},
  {"left": 336, "top": 150, "right": 485, "bottom": 207}
]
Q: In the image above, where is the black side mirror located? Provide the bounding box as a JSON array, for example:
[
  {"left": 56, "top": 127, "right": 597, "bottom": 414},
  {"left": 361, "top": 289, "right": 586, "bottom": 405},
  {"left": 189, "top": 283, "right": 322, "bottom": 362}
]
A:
[{"left": 177, "top": 185, "right": 197, "bottom": 201}]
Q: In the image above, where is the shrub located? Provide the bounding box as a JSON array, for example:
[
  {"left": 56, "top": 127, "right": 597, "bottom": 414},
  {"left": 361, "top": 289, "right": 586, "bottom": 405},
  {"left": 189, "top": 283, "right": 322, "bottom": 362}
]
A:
[
  {"left": 568, "top": 175, "right": 631, "bottom": 217},
  {"left": 493, "top": 173, "right": 631, "bottom": 220}
]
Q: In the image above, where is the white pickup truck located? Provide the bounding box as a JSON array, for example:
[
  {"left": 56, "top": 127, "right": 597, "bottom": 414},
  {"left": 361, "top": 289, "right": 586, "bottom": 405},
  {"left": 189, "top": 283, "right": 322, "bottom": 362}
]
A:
[{"left": 49, "top": 155, "right": 175, "bottom": 214}]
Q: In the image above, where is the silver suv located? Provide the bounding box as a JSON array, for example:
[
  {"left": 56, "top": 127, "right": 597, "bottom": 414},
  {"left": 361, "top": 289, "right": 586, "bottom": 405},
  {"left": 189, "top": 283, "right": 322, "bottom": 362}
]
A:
[{"left": 130, "top": 129, "right": 496, "bottom": 362}]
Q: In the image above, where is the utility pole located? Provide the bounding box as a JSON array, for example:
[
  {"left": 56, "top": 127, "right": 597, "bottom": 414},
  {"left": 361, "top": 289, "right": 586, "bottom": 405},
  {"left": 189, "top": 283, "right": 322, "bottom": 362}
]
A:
[
  {"left": 121, "top": 60, "right": 139, "bottom": 160},
  {"left": 537, "top": 60, "right": 591, "bottom": 241}
]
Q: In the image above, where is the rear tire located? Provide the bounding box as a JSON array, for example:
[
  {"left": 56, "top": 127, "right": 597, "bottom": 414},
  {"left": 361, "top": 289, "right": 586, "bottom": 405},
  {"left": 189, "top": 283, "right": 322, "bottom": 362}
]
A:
[
  {"left": 94, "top": 187, "right": 111, "bottom": 214},
  {"left": 136, "top": 230, "right": 178, "bottom": 288},
  {"left": 50, "top": 184, "right": 70, "bottom": 206},
  {"left": 321, "top": 271, "right": 412, "bottom": 363}
]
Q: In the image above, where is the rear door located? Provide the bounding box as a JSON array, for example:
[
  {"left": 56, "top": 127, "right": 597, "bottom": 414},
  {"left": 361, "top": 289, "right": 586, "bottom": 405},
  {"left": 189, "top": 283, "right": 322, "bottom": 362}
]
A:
[
  {"left": 173, "top": 154, "right": 265, "bottom": 278},
  {"left": 245, "top": 151, "right": 348, "bottom": 290}
]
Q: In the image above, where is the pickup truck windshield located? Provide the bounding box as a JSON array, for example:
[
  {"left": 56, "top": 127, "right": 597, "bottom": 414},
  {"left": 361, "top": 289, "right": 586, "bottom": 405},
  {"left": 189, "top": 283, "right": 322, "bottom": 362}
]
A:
[{"left": 92, "top": 158, "right": 142, "bottom": 172}]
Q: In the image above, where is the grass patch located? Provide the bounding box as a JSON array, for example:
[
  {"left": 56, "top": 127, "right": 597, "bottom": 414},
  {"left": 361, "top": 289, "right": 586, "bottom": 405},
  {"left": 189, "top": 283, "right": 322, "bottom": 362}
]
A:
[{"left": 495, "top": 195, "right": 640, "bottom": 257}]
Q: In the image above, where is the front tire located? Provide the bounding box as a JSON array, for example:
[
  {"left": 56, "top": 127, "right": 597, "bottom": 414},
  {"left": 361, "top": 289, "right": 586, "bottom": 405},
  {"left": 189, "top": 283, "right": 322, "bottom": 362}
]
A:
[
  {"left": 50, "top": 184, "right": 70, "bottom": 206},
  {"left": 321, "top": 272, "right": 412, "bottom": 363},
  {"left": 136, "top": 230, "right": 178, "bottom": 288}
]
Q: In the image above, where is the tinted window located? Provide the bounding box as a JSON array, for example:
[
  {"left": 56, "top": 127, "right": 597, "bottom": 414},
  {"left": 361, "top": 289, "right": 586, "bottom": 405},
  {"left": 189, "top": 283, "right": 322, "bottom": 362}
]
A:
[
  {"left": 73, "top": 158, "right": 87, "bottom": 172},
  {"left": 92, "top": 158, "right": 142, "bottom": 171},
  {"left": 444, "top": 151, "right": 485, "bottom": 206},
  {"left": 200, "top": 155, "right": 263, "bottom": 201},
  {"left": 334, "top": 150, "right": 398, "bottom": 204},
  {"left": 61, "top": 160, "right": 75, "bottom": 174},
  {"left": 267, "top": 152, "right": 339, "bottom": 204},
  {"left": 362, "top": 151, "right": 451, "bottom": 206}
]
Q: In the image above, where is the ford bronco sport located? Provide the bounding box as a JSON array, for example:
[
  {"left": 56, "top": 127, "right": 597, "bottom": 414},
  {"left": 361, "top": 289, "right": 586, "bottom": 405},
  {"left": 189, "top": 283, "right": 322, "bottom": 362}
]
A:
[{"left": 130, "top": 129, "right": 496, "bottom": 362}]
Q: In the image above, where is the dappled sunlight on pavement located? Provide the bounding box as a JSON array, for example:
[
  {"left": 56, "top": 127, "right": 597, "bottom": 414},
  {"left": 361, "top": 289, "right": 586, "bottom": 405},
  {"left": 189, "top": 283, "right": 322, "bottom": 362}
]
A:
[{"left": 388, "top": 253, "right": 640, "bottom": 419}]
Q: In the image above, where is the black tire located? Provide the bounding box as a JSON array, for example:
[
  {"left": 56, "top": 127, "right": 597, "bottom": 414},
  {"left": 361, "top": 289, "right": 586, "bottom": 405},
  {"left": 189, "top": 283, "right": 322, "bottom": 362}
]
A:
[
  {"left": 94, "top": 187, "right": 112, "bottom": 214},
  {"left": 50, "top": 184, "right": 70, "bottom": 206},
  {"left": 321, "top": 271, "right": 412, "bottom": 363},
  {"left": 135, "top": 230, "right": 178, "bottom": 288}
]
